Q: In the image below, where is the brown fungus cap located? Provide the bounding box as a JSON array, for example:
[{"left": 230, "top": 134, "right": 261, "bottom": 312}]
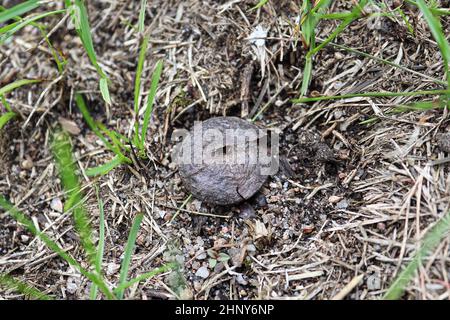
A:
[{"left": 177, "top": 117, "right": 270, "bottom": 206}]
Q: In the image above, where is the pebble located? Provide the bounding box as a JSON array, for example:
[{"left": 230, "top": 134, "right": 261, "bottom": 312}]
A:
[
  {"left": 236, "top": 274, "right": 248, "bottom": 285},
  {"left": 367, "top": 274, "right": 381, "bottom": 290},
  {"left": 336, "top": 199, "right": 349, "bottom": 210},
  {"left": 196, "top": 237, "right": 205, "bottom": 246},
  {"left": 21, "top": 159, "right": 33, "bottom": 170},
  {"left": 50, "top": 198, "right": 64, "bottom": 213},
  {"left": 269, "top": 182, "right": 279, "bottom": 189},
  {"left": 193, "top": 281, "right": 202, "bottom": 292},
  {"left": 239, "top": 202, "right": 256, "bottom": 219},
  {"left": 254, "top": 193, "right": 268, "bottom": 208},
  {"left": 196, "top": 251, "right": 207, "bottom": 260},
  {"left": 66, "top": 277, "right": 78, "bottom": 294},
  {"left": 192, "top": 261, "right": 201, "bottom": 270},
  {"left": 58, "top": 117, "right": 81, "bottom": 135},
  {"left": 328, "top": 195, "right": 342, "bottom": 204},
  {"left": 106, "top": 263, "right": 120, "bottom": 276},
  {"left": 195, "top": 266, "right": 210, "bottom": 279}
]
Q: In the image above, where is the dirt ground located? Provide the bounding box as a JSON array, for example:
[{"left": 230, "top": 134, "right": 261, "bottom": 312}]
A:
[{"left": 1, "top": 0, "right": 450, "bottom": 300}]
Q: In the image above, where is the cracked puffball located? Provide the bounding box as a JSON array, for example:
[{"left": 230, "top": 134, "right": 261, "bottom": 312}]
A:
[{"left": 176, "top": 117, "right": 270, "bottom": 206}]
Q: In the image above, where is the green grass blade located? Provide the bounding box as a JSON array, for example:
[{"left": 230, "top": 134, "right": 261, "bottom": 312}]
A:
[
  {"left": 138, "top": 0, "right": 147, "bottom": 33},
  {"left": 85, "top": 156, "right": 123, "bottom": 177},
  {"left": 113, "top": 263, "right": 175, "bottom": 294},
  {"left": 323, "top": 40, "right": 446, "bottom": 85},
  {"left": 0, "top": 111, "right": 16, "bottom": 130},
  {"left": 51, "top": 130, "right": 96, "bottom": 265},
  {"left": 0, "top": 274, "right": 53, "bottom": 300},
  {"left": 74, "top": 93, "right": 106, "bottom": 139},
  {"left": 99, "top": 77, "right": 111, "bottom": 105},
  {"left": 0, "top": 196, "right": 116, "bottom": 300},
  {"left": 0, "top": 79, "right": 40, "bottom": 96},
  {"left": 300, "top": 0, "right": 314, "bottom": 48},
  {"left": 66, "top": 0, "right": 105, "bottom": 78},
  {"left": 116, "top": 213, "right": 144, "bottom": 299},
  {"left": 140, "top": 60, "right": 163, "bottom": 152},
  {"left": 300, "top": 0, "right": 368, "bottom": 96},
  {"left": 0, "top": 4, "right": 43, "bottom": 37},
  {"left": 36, "top": 25, "right": 66, "bottom": 74},
  {"left": 89, "top": 187, "right": 106, "bottom": 300},
  {"left": 0, "top": 0, "right": 39, "bottom": 24},
  {"left": 384, "top": 210, "right": 450, "bottom": 299},
  {"left": 416, "top": 0, "right": 450, "bottom": 98},
  {"left": 96, "top": 122, "right": 128, "bottom": 151},
  {"left": 1, "top": 95, "right": 12, "bottom": 112},
  {"left": 308, "top": 0, "right": 368, "bottom": 58},
  {"left": 66, "top": 0, "right": 110, "bottom": 104},
  {"left": 250, "top": 0, "right": 269, "bottom": 11},
  {"left": 133, "top": 34, "right": 150, "bottom": 145},
  {"left": 0, "top": 9, "right": 66, "bottom": 44},
  {"left": 74, "top": 93, "right": 130, "bottom": 163},
  {"left": 300, "top": 57, "right": 313, "bottom": 98},
  {"left": 298, "top": 0, "right": 335, "bottom": 96},
  {"left": 292, "top": 89, "right": 450, "bottom": 103}
]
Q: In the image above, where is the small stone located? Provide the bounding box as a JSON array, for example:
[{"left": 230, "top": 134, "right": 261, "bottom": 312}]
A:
[
  {"left": 334, "top": 110, "right": 343, "bottom": 119},
  {"left": 193, "top": 281, "right": 202, "bottom": 292},
  {"left": 268, "top": 195, "right": 281, "bottom": 203},
  {"left": 336, "top": 199, "right": 349, "bottom": 210},
  {"left": 239, "top": 202, "right": 255, "bottom": 219},
  {"left": 235, "top": 274, "right": 248, "bottom": 285},
  {"left": 106, "top": 263, "right": 120, "bottom": 276},
  {"left": 196, "top": 251, "right": 207, "bottom": 260},
  {"left": 156, "top": 207, "right": 166, "bottom": 219},
  {"left": 58, "top": 117, "right": 81, "bottom": 135},
  {"left": 367, "top": 274, "right": 381, "bottom": 290},
  {"left": 21, "top": 159, "right": 33, "bottom": 170},
  {"left": 192, "top": 261, "right": 201, "bottom": 270},
  {"left": 195, "top": 266, "right": 210, "bottom": 279},
  {"left": 191, "top": 200, "right": 202, "bottom": 211},
  {"left": 20, "top": 235, "right": 29, "bottom": 242},
  {"left": 377, "top": 222, "right": 386, "bottom": 231},
  {"left": 66, "top": 277, "right": 78, "bottom": 294},
  {"left": 328, "top": 195, "right": 342, "bottom": 204},
  {"left": 269, "top": 182, "right": 279, "bottom": 189},
  {"left": 50, "top": 198, "right": 63, "bottom": 213},
  {"left": 196, "top": 237, "right": 205, "bottom": 246},
  {"left": 254, "top": 193, "right": 268, "bottom": 208},
  {"left": 254, "top": 220, "right": 269, "bottom": 239},
  {"left": 425, "top": 283, "right": 444, "bottom": 291},
  {"left": 302, "top": 225, "right": 315, "bottom": 234}
]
